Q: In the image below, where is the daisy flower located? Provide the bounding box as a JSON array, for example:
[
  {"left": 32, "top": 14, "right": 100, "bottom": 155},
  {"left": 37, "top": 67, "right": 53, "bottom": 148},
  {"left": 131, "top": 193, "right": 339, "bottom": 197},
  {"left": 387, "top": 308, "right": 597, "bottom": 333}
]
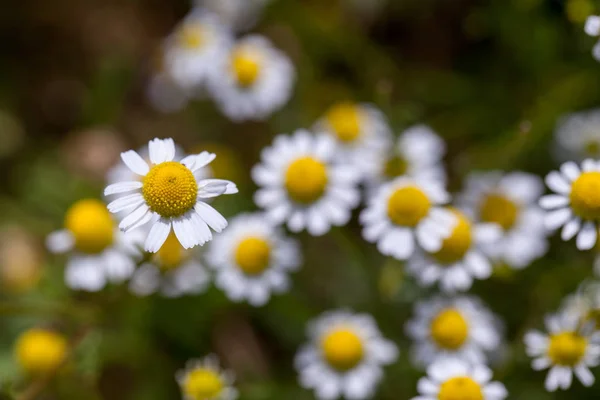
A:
[
  {"left": 585, "top": 15, "right": 600, "bottom": 61},
  {"left": 524, "top": 312, "right": 600, "bottom": 391},
  {"left": 295, "top": 310, "right": 398, "bottom": 400},
  {"left": 15, "top": 328, "right": 68, "bottom": 376},
  {"left": 405, "top": 296, "right": 502, "bottom": 367},
  {"left": 460, "top": 171, "right": 548, "bottom": 269},
  {"left": 104, "top": 138, "right": 238, "bottom": 253},
  {"left": 206, "top": 34, "right": 295, "bottom": 121},
  {"left": 406, "top": 208, "right": 501, "bottom": 292},
  {"left": 197, "top": 0, "right": 271, "bottom": 32},
  {"left": 411, "top": 358, "right": 508, "bottom": 400},
  {"left": 46, "top": 199, "right": 142, "bottom": 292},
  {"left": 253, "top": 130, "right": 361, "bottom": 235},
  {"left": 206, "top": 213, "right": 301, "bottom": 306},
  {"left": 359, "top": 176, "right": 454, "bottom": 260},
  {"left": 555, "top": 109, "right": 600, "bottom": 161},
  {"left": 540, "top": 159, "right": 600, "bottom": 250},
  {"left": 176, "top": 355, "right": 238, "bottom": 400}
]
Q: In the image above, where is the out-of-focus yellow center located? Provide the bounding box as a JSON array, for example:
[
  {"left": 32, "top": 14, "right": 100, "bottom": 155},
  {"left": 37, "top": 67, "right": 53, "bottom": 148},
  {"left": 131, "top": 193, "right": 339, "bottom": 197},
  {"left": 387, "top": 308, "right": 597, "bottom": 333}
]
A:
[
  {"left": 285, "top": 157, "right": 328, "bottom": 204},
  {"left": 155, "top": 232, "right": 187, "bottom": 271},
  {"left": 326, "top": 103, "right": 362, "bottom": 143},
  {"left": 479, "top": 193, "right": 519, "bottom": 230},
  {"left": 548, "top": 332, "right": 587, "bottom": 366},
  {"left": 430, "top": 309, "right": 469, "bottom": 350},
  {"left": 142, "top": 162, "right": 198, "bottom": 218},
  {"left": 65, "top": 199, "right": 114, "bottom": 254},
  {"left": 384, "top": 155, "right": 408, "bottom": 178},
  {"left": 438, "top": 377, "right": 483, "bottom": 400},
  {"left": 235, "top": 237, "right": 271, "bottom": 275},
  {"left": 321, "top": 328, "right": 364, "bottom": 371},
  {"left": 570, "top": 172, "right": 600, "bottom": 220},
  {"left": 387, "top": 186, "right": 431, "bottom": 227},
  {"left": 178, "top": 23, "right": 205, "bottom": 50},
  {"left": 183, "top": 367, "right": 224, "bottom": 400},
  {"left": 432, "top": 210, "right": 472, "bottom": 264},
  {"left": 231, "top": 48, "right": 261, "bottom": 87},
  {"left": 15, "top": 329, "right": 68, "bottom": 375}
]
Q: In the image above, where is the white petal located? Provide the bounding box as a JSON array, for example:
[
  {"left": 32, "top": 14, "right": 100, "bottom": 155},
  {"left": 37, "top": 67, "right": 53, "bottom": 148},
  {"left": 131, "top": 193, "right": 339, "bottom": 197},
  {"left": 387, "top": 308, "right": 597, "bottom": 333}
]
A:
[
  {"left": 532, "top": 357, "right": 551, "bottom": 371},
  {"left": 104, "top": 181, "right": 143, "bottom": 196},
  {"left": 197, "top": 179, "right": 238, "bottom": 198},
  {"left": 583, "top": 158, "right": 596, "bottom": 172},
  {"left": 46, "top": 230, "right": 74, "bottom": 253},
  {"left": 119, "top": 204, "right": 150, "bottom": 232},
  {"left": 173, "top": 217, "right": 195, "bottom": 249},
  {"left": 189, "top": 210, "right": 213, "bottom": 245},
  {"left": 144, "top": 219, "right": 171, "bottom": 252},
  {"left": 195, "top": 202, "right": 228, "bottom": 232},
  {"left": 192, "top": 151, "right": 217, "bottom": 172},
  {"left": 148, "top": 138, "right": 169, "bottom": 164},
  {"left": 561, "top": 217, "right": 581, "bottom": 241},
  {"left": 585, "top": 16, "right": 600, "bottom": 36},
  {"left": 575, "top": 365, "right": 595, "bottom": 387},
  {"left": 107, "top": 193, "right": 145, "bottom": 213},
  {"left": 121, "top": 150, "right": 149, "bottom": 176},
  {"left": 576, "top": 221, "right": 597, "bottom": 250},
  {"left": 483, "top": 382, "right": 508, "bottom": 399},
  {"left": 539, "top": 195, "right": 569, "bottom": 209},
  {"left": 560, "top": 161, "right": 581, "bottom": 182},
  {"left": 545, "top": 171, "right": 571, "bottom": 195},
  {"left": 544, "top": 208, "right": 572, "bottom": 230}
]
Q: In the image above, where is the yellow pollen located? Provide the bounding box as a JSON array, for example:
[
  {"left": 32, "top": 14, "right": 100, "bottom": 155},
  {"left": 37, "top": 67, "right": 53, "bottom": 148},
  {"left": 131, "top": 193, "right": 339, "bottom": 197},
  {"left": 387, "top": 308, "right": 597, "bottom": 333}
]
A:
[
  {"left": 479, "top": 193, "right": 519, "bottom": 230},
  {"left": 142, "top": 162, "right": 198, "bottom": 218},
  {"left": 183, "top": 368, "right": 224, "bottom": 400},
  {"left": 155, "top": 232, "right": 187, "bottom": 271},
  {"left": 178, "top": 23, "right": 205, "bottom": 49},
  {"left": 548, "top": 332, "right": 587, "bottom": 366},
  {"left": 15, "top": 329, "right": 68, "bottom": 375},
  {"left": 285, "top": 157, "right": 328, "bottom": 204},
  {"left": 433, "top": 210, "right": 473, "bottom": 264},
  {"left": 384, "top": 155, "right": 408, "bottom": 178},
  {"left": 325, "top": 103, "right": 362, "bottom": 142},
  {"left": 64, "top": 199, "right": 114, "bottom": 254},
  {"left": 570, "top": 172, "right": 600, "bottom": 220},
  {"left": 430, "top": 309, "right": 469, "bottom": 350},
  {"left": 231, "top": 48, "right": 261, "bottom": 87},
  {"left": 321, "top": 328, "right": 364, "bottom": 371},
  {"left": 387, "top": 186, "right": 431, "bottom": 227},
  {"left": 235, "top": 237, "right": 271, "bottom": 275},
  {"left": 438, "top": 377, "right": 483, "bottom": 400}
]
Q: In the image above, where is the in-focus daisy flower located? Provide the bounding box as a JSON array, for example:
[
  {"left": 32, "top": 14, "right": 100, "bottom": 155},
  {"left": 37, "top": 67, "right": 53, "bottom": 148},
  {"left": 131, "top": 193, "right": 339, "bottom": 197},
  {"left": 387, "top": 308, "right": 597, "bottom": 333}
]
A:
[
  {"left": 360, "top": 176, "right": 454, "bottom": 260},
  {"left": 524, "top": 312, "right": 600, "bottom": 391},
  {"left": 105, "top": 138, "right": 238, "bottom": 253},
  {"left": 405, "top": 296, "right": 502, "bottom": 367},
  {"left": 584, "top": 15, "right": 600, "bottom": 61},
  {"left": 197, "top": 0, "right": 271, "bottom": 32},
  {"left": 540, "top": 159, "right": 600, "bottom": 250},
  {"left": 15, "top": 328, "right": 68, "bottom": 375},
  {"left": 460, "top": 171, "right": 548, "bottom": 269},
  {"left": 253, "top": 130, "right": 361, "bottom": 235},
  {"left": 46, "top": 199, "right": 141, "bottom": 292},
  {"left": 207, "top": 35, "right": 295, "bottom": 121},
  {"left": 206, "top": 213, "right": 301, "bottom": 306},
  {"left": 176, "top": 355, "right": 238, "bottom": 400},
  {"left": 555, "top": 109, "right": 600, "bottom": 161},
  {"left": 411, "top": 358, "right": 508, "bottom": 400},
  {"left": 406, "top": 208, "right": 501, "bottom": 292},
  {"left": 295, "top": 310, "right": 398, "bottom": 400}
]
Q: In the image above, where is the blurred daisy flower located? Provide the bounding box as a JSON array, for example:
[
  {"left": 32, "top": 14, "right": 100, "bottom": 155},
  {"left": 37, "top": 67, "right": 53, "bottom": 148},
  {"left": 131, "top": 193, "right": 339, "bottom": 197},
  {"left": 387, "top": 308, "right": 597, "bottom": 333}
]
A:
[
  {"left": 540, "top": 160, "right": 600, "bottom": 250},
  {"left": 15, "top": 328, "right": 68, "bottom": 376},
  {"left": 105, "top": 138, "right": 238, "bottom": 253},
  {"left": 46, "top": 199, "right": 142, "bottom": 292},
  {"left": 411, "top": 358, "right": 508, "bottom": 400},
  {"left": 560, "top": 281, "right": 600, "bottom": 329},
  {"left": 555, "top": 109, "right": 600, "bottom": 160},
  {"left": 196, "top": 0, "right": 271, "bottom": 32},
  {"left": 176, "top": 355, "right": 238, "bottom": 400},
  {"left": 524, "top": 312, "right": 600, "bottom": 391},
  {"left": 584, "top": 15, "right": 600, "bottom": 61},
  {"left": 460, "top": 171, "right": 548, "bottom": 269},
  {"left": 406, "top": 208, "right": 501, "bottom": 292},
  {"left": 295, "top": 310, "right": 398, "bottom": 400},
  {"left": 360, "top": 176, "right": 454, "bottom": 260},
  {"left": 253, "top": 130, "right": 361, "bottom": 235},
  {"left": 405, "top": 296, "right": 502, "bottom": 367},
  {"left": 206, "top": 213, "right": 301, "bottom": 306},
  {"left": 207, "top": 35, "right": 295, "bottom": 121}
]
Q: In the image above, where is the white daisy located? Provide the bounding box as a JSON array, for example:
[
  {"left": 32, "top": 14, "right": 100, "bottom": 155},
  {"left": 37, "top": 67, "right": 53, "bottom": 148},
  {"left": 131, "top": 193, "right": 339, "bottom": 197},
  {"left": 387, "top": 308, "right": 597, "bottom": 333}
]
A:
[
  {"left": 524, "top": 311, "right": 600, "bottom": 391},
  {"left": 406, "top": 208, "right": 501, "bottom": 293},
  {"left": 584, "top": 15, "right": 600, "bottom": 61},
  {"left": 176, "top": 355, "right": 238, "bottom": 400},
  {"left": 206, "top": 34, "right": 295, "bottom": 122},
  {"left": 295, "top": 310, "right": 398, "bottom": 400},
  {"left": 460, "top": 171, "right": 548, "bottom": 269},
  {"left": 104, "top": 138, "right": 238, "bottom": 253},
  {"left": 46, "top": 199, "right": 142, "bottom": 292},
  {"left": 411, "top": 358, "right": 508, "bottom": 400},
  {"left": 196, "top": 0, "right": 270, "bottom": 32},
  {"left": 540, "top": 159, "right": 600, "bottom": 250},
  {"left": 206, "top": 213, "right": 301, "bottom": 306},
  {"left": 555, "top": 109, "right": 600, "bottom": 161},
  {"left": 360, "top": 176, "right": 454, "bottom": 260},
  {"left": 253, "top": 130, "right": 361, "bottom": 236},
  {"left": 405, "top": 295, "right": 502, "bottom": 368}
]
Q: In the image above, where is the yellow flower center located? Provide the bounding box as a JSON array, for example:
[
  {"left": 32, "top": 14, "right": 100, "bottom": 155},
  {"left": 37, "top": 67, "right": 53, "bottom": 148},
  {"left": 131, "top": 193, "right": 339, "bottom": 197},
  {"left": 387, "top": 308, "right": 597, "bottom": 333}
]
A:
[
  {"left": 548, "top": 332, "right": 587, "bottom": 366},
  {"left": 387, "top": 186, "right": 431, "bottom": 227},
  {"left": 235, "top": 237, "right": 271, "bottom": 275},
  {"left": 479, "top": 193, "right": 519, "bottom": 230},
  {"left": 430, "top": 309, "right": 469, "bottom": 350},
  {"left": 155, "top": 232, "right": 187, "bottom": 271},
  {"left": 570, "top": 172, "right": 600, "bottom": 220},
  {"left": 384, "top": 155, "right": 408, "bottom": 178},
  {"left": 438, "top": 377, "right": 483, "bottom": 400},
  {"left": 231, "top": 48, "right": 261, "bottom": 88},
  {"left": 183, "top": 368, "right": 224, "bottom": 400},
  {"left": 64, "top": 199, "right": 114, "bottom": 254},
  {"left": 432, "top": 210, "right": 472, "bottom": 264},
  {"left": 321, "top": 328, "right": 364, "bottom": 371},
  {"left": 142, "top": 162, "right": 198, "bottom": 218},
  {"left": 284, "top": 157, "right": 328, "bottom": 204},
  {"left": 325, "top": 103, "right": 362, "bottom": 143},
  {"left": 15, "top": 329, "right": 68, "bottom": 375},
  {"left": 178, "top": 23, "right": 205, "bottom": 50}
]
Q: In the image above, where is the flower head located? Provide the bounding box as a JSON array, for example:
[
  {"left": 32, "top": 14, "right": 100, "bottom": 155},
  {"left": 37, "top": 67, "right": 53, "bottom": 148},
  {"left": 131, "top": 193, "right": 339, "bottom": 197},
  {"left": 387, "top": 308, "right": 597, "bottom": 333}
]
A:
[
  {"left": 176, "top": 356, "right": 237, "bottom": 400},
  {"left": 15, "top": 328, "right": 68, "bottom": 375},
  {"left": 555, "top": 109, "right": 600, "bottom": 161}
]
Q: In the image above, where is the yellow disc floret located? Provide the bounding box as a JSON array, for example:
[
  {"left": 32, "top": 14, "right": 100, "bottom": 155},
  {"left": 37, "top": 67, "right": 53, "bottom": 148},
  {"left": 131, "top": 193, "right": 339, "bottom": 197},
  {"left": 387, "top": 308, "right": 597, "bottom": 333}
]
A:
[
  {"left": 387, "top": 186, "right": 431, "bottom": 227},
  {"left": 321, "top": 328, "right": 364, "bottom": 371},
  {"left": 548, "top": 332, "right": 587, "bottom": 366},
  {"left": 178, "top": 23, "right": 205, "bottom": 50},
  {"left": 430, "top": 309, "right": 469, "bottom": 350},
  {"left": 183, "top": 367, "right": 224, "bottom": 400},
  {"left": 231, "top": 47, "right": 261, "bottom": 87},
  {"left": 325, "top": 103, "right": 362, "bottom": 142},
  {"left": 479, "top": 193, "right": 519, "bottom": 230},
  {"left": 235, "top": 237, "right": 271, "bottom": 275},
  {"left": 155, "top": 232, "right": 187, "bottom": 271},
  {"left": 65, "top": 199, "right": 114, "bottom": 254},
  {"left": 432, "top": 210, "right": 472, "bottom": 264},
  {"left": 142, "top": 162, "right": 198, "bottom": 218},
  {"left": 570, "top": 172, "right": 600, "bottom": 220},
  {"left": 438, "top": 377, "right": 483, "bottom": 400},
  {"left": 384, "top": 155, "right": 408, "bottom": 178},
  {"left": 285, "top": 157, "right": 328, "bottom": 204},
  {"left": 15, "top": 328, "right": 68, "bottom": 375}
]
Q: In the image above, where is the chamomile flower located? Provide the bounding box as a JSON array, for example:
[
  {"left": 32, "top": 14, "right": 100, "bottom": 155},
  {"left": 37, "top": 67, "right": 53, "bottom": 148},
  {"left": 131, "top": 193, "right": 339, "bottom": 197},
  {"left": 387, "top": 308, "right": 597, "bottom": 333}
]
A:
[
  {"left": 360, "top": 176, "right": 454, "bottom": 260},
  {"left": 176, "top": 355, "right": 238, "bottom": 400},
  {"left": 524, "top": 312, "right": 600, "bottom": 391},
  {"left": 405, "top": 296, "right": 502, "bottom": 367},
  {"left": 540, "top": 159, "right": 600, "bottom": 250},
  {"left": 105, "top": 138, "right": 238, "bottom": 253},
  {"left": 206, "top": 35, "right": 295, "bottom": 121},
  {"left": 206, "top": 213, "right": 301, "bottom": 306},
  {"left": 584, "top": 15, "right": 600, "bottom": 61},
  {"left": 197, "top": 0, "right": 271, "bottom": 32},
  {"left": 46, "top": 199, "right": 141, "bottom": 292},
  {"left": 406, "top": 208, "right": 501, "bottom": 293},
  {"left": 253, "top": 130, "right": 361, "bottom": 235},
  {"left": 460, "top": 171, "right": 548, "bottom": 269},
  {"left": 411, "top": 358, "right": 508, "bottom": 400},
  {"left": 295, "top": 310, "right": 398, "bottom": 400},
  {"left": 15, "top": 328, "right": 68, "bottom": 376},
  {"left": 555, "top": 109, "right": 600, "bottom": 161}
]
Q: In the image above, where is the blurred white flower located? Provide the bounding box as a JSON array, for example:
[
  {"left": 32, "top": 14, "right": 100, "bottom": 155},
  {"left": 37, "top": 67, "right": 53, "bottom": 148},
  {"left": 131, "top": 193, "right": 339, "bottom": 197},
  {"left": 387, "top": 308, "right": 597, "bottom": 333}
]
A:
[
  {"left": 555, "top": 109, "right": 600, "bottom": 161},
  {"left": 584, "top": 16, "right": 600, "bottom": 61},
  {"left": 176, "top": 355, "right": 238, "bottom": 400},
  {"left": 196, "top": 0, "right": 271, "bottom": 32}
]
